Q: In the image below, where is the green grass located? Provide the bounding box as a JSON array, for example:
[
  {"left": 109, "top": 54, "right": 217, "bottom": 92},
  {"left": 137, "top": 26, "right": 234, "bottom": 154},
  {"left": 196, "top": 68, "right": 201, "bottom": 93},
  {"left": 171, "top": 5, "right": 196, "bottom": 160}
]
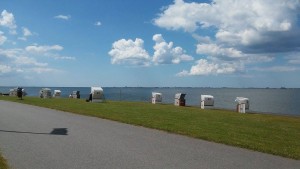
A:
[
  {"left": 0, "top": 152, "right": 9, "bottom": 169},
  {"left": 1, "top": 96, "right": 300, "bottom": 160}
]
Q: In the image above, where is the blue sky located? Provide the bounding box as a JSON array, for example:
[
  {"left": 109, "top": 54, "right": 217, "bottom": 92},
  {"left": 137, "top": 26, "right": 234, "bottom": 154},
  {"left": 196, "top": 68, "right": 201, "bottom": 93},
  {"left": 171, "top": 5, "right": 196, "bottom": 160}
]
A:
[{"left": 1, "top": 0, "right": 300, "bottom": 88}]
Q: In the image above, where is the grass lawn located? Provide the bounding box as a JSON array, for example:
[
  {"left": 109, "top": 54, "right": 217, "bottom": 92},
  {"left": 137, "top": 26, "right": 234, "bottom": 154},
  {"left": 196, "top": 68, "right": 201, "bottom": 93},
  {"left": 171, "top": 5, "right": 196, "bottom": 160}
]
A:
[
  {"left": 1, "top": 96, "right": 300, "bottom": 160},
  {"left": 0, "top": 153, "right": 9, "bottom": 169}
]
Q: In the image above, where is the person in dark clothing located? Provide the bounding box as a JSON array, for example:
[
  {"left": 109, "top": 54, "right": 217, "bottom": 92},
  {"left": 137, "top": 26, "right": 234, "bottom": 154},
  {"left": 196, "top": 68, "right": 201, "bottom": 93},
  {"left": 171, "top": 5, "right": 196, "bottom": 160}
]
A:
[
  {"left": 86, "top": 93, "right": 92, "bottom": 102},
  {"left": 17, "top": 87, "right": 23, "bottom": 100}
]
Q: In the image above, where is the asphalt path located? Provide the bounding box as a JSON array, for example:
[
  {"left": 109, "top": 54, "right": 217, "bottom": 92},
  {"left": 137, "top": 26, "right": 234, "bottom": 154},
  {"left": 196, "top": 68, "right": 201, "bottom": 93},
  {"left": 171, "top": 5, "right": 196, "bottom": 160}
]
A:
[{"left": 0, "top": 100, "right": 299, "bottom": 169}]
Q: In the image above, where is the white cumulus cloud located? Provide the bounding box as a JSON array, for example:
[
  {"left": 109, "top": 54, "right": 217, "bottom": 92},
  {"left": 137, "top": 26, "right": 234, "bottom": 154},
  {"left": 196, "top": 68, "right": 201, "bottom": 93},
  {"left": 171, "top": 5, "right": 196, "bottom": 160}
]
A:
[
  {"left": 284, "top": 53, "right": 300, "bottom": 64},
  {"left": 0, "top": 31, "right": 7, "bottom": 45},
  {"left": 30, "top": 67, "right": 60, "bottom": 74},
  {"left": 155, "top": 0, "right": 299, "bottom": 33},
  {"left": 45, "top": 53, "right": 76, "bottom": 60},
  {"left": 155, "top": 0, "right": 300, "bottom": 51},
  {"left": 108, "top": 34, "right": 193, "bottom": 66},
  {"left": 25, "top": 45, "right": 63, "bottom": 53},
  {"left": 196, "top": 43, "right": 244, "bottom": 60},
  {"left": 95, "top": 21, "right": 101, "bottom": 26},
  {"left": 0, "top": 10, "right": 74, "bottom": 79},
  {"left": 108, "top": 38, "right": 151, "bottom": 66},
  {"left": 22, "top": 27, "right": 32, "bottom": 37},
  {"left": 18, "top": 27, "right": 33, "bottom": 41},
  {"left": 154, "top": 0, "right": 207, "bottom": 32},
  {"left": 152, "top": 34, "right": 193, "bottom": 64},
  {"left": 0, "top": 48, "right": 22, "bottom": 58},
  {"left": 252, "top": 66, "right": 299, "bottom": 72},
  {"left": 0, "top": 44, "right": 74, "bottom": 76},
  {"left": 288, "top": 59, "right": 300, "bottom": 64},
  {"left": 155, "top": 0, "right": 300, "bottom": 76},
  {"left": 0, "top": 10, "right": 17, "bottom": 34},
  {"left": 177, "top": 59, "right": 243, "bottom": 76},
  {"left": 54, "top": 15, "right": 71, "bottom": 20},
  {"left": 0, "top": 64, "right": 12, "bottom": 74},
  {"left": 14, "top": 56, "right": 48, "bottom": 67}
]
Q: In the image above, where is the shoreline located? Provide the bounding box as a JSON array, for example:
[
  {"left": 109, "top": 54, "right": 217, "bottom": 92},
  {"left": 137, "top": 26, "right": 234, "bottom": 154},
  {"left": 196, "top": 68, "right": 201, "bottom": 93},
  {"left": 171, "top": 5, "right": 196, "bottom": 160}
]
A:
[{"left": 1, "top": 87, "right": 300, "bottom": 116}]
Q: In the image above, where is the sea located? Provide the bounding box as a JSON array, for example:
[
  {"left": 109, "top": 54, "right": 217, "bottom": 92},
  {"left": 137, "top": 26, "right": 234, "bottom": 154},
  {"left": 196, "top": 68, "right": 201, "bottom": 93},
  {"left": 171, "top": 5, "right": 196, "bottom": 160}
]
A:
[{"left": 1, "top": 86, "right": 299, "bottom": 116}]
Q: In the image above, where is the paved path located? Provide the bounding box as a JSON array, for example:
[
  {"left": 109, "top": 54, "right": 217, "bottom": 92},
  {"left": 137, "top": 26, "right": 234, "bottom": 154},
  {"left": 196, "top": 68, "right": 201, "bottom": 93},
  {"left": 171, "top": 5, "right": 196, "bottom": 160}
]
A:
[{"left": 0, "top": 100, "right": 299, "bottom": 169}]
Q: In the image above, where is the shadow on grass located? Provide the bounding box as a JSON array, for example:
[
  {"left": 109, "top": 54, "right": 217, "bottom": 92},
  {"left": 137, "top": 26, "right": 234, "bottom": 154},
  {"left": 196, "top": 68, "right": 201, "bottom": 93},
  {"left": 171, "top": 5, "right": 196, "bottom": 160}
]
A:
[{"left": 0, "top": 128, "right": 68, "bottom": 135}]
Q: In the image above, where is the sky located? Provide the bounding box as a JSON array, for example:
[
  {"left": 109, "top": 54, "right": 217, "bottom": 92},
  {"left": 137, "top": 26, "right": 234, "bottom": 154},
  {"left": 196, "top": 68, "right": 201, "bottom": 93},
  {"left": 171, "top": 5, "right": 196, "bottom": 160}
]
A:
[{"left": 1, "top": 0, "right": 300, "bottom": 88}]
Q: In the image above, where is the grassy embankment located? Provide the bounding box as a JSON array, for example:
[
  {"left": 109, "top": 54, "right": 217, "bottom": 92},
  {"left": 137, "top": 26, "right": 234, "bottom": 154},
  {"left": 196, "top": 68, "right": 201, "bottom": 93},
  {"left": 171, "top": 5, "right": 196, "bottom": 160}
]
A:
[
  {"left": 0, "top": 96, "right": 300, "bottom": 160},
  {"left": 0, "top": 152, "right": 9, "bottom": 169}
]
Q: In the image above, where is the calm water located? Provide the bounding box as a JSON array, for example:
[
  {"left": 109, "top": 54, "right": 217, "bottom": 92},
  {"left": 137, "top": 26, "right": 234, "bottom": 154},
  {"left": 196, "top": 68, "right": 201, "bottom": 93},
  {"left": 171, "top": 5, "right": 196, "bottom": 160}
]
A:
[{"left": 1, "top": 87, "right": 299, "bottom": 116}]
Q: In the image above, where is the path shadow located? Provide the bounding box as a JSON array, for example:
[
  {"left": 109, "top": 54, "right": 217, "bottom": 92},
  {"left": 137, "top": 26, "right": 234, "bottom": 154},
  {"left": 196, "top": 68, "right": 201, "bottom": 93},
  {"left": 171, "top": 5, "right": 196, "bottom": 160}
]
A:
[
  {"left": 50, "top": 128, "right": 68, "bottom": 135},
  {"left": 0, "top": 128, "right": 68, "bottom": 135}
]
